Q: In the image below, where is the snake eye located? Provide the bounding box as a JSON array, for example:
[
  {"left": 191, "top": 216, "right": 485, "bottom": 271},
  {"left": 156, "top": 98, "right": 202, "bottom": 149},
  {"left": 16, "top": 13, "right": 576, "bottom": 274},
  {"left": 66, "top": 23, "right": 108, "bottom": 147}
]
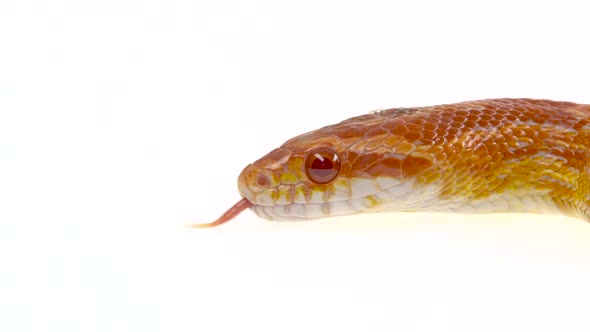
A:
[{"left": 304, "top": 147, "right": 341, "bottom": 184}]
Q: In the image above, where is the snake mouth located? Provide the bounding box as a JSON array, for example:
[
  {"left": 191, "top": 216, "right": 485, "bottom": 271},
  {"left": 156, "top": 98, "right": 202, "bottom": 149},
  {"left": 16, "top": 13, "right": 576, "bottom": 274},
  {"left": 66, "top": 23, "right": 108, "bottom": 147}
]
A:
[{"left": 250, "top": 201, "right": 355, "bottom": 221}]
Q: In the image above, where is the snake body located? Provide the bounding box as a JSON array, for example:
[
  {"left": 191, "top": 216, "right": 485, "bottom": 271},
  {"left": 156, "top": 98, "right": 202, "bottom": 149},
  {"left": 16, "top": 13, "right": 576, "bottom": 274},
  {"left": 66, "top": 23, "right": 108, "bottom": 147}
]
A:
[{"left": 195, "top": 98, "right": 590, "bottom": 227}]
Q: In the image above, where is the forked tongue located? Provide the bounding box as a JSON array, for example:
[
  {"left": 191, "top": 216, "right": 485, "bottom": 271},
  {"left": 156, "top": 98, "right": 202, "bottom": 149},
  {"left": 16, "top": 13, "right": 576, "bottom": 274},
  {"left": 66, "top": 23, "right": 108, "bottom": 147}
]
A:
[{"left": 187, "top": 197, "right": 253, "bottom": 228}]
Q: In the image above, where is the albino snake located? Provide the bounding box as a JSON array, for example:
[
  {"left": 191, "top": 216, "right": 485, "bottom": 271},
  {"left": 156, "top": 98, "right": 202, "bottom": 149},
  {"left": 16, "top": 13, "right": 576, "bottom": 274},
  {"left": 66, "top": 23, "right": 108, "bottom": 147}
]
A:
[{"left": 191, "top": 98, "right": 590, "bottom": 228}]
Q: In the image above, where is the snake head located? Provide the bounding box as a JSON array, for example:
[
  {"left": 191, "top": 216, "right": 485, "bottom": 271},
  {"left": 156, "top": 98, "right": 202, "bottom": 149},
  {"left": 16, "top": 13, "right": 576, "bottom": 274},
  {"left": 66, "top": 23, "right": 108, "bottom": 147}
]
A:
[
  {"left": 237, "top": 113, "right": 437, "bottom": 221},
  {"left": 192, "top": 107, "right": 445, "bottom": 227}
]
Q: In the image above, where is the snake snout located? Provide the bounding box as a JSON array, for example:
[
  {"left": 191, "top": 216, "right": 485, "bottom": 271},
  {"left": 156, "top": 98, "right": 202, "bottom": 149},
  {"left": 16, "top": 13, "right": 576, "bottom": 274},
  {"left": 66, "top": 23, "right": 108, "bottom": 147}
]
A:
[{"left": 237, "top": 164, "right": 280, "bottom": 205}]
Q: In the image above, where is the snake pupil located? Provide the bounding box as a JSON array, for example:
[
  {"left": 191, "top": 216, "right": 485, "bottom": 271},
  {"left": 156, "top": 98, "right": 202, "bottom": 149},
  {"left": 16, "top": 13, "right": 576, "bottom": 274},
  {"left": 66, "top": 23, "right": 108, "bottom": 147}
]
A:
[{"left": 305, "top": 147, "right": 341, "bottom": 184}]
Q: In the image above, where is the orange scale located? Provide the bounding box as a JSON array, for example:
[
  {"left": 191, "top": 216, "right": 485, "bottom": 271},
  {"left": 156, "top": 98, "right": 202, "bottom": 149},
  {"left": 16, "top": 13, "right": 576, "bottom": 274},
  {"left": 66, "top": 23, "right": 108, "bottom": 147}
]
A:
[
  {"left": 503, "top": 150, "right": 516, "bottom": 160},
  {"left": 337, "top": 125, "right": 372, "bottom": 139},
  {"left": 522, "top": 127, "right": 538, "bottom": 138},
  {"left": 454, "top": 115, "right": 467, "bottom": 123},
  {"left": 492, "top": 113, "right": 507, "bottom": 122},
  {"left": 520, "top": 115, "right": 533, "bottom": 123},
  {"left": 480, "top": 113, "right": 493, "bottom": 121},
  {"left": 574, "top": 150, "right": 587, "bottom": 160},
  {"left": 434, "top": 136, "right": 448, "bottom": 146},
  {"left": 447, "top": 127, "right": 461, "bottom": 136},
  {"left": 428, "top": 145, "right": 445, "bottom": 156},
  {"left": 461, "top": 136, "right": 477, "bottom": 149},
  {"left": 423, "top": 122, "right": 438, "bottom": 131},
  {"left": 507, "top": 138, "right": 521, "bottom": 150},
  {"left": 352, "top": 153, "right": 382, "bottom": 173},
  {"left": 422, "top": 129, "right": 437, "bottom": 141},
  {"left": 339, "top": 161, "right": 352, "bottom": 177},
  {"left": 490, "top": 154, "right": 504, "bottom": 167},
  {"left": 523, "top": 109, "right": 540, "bottom": 120},
  {"left": 486, "top": 142, "right": 500, "bottom": 155},
  {"left": 430, "top": 112, "right": 445, "bottom": 120},
  {"left": 557, "top": 148, "right": 573, "bottom": 159},
  {"left": 518, "top": 136, "right": 535, "bottom": 145},
  {"left": 384, "top": 135, "right": 403, "bottom": 147},
  {"left": 574, "top": 119, "right": 590, "bottom": 130},
  {"left": 537, "top": 130, "right": 550, "bottom": 139},
  {"left": 435, "top": 125, "right": 449, "bottom": 137},
  {"left": 472, "top": 143, "right": 488, "bottom": 156},
  {"left": 345, "top": 150, "right": 362, "bottom": 166},
  {"left": 418, "top": 138, "right": 435, "bottom": 147},
  {"left": 538, "top": 112, "right": 552, "bottom": 120},
  {"left": 407, "top": 117, "right": 426, "bottom": 125},
  {"left": 440, "top": 111, "right": 455, "bottom": 119},
  {"left": 525, "top": 146, "right": 540, "bottom": 155},
  {"left": 493, "top": 108, "right": 507, "bottom": 116},
  {"left": 443, "top": 142, "right": 455, "bottom": 155},
  {"left": 392, "top": 141, "right": 416, "bottom": 155},
  {"left": 505, "top": 114, "right": 518, "bottom": 122},
  {"left": 496, "top": 141, "right": 509, "bottom": 152},
  {"left": 477, "top": 120, "right": 490, "bottom": 128},
  {"left": 466, "top": 114, "right": 480, "bottom": 122},
  {"left": 404, "top": 131, "right": 423, "bottom": 143},
  {"left": 452, "top": 120, "right": 466, "bottom": 130},
  {"left": 391, "top": 125, "right": 409, "bottom": 136},
  {"left": 489, "top": 119, "right": 503, "bottom": 128},
  {"left": 439, "top": 117, "right": 453, "bottom": 124},
  {"left": 383, "top": 118, "right": 406, "bottom": 129},
  {"left": 365, "top": 137, "right": 386, "bottom": 151},
  {"left": 463, "top": 120, "right": 477, "bottom": 128},
  {"left": 349, "top": 140, "right": 370, "bottom": 154},
  {"left": 365, "top": 158, "right": 402, "bottom": 178},
  {"left": 480, "top": 155, "right": 494, "bottom": 168},
  {"left": 514, "top": 148, "right": 529, "bottom": 159},
  {"left": 513, "top": 107, "right": 526, "bottom": 114},
  {"left": 366, "top": 126, "right": 389, "bottom": 137},
  {"left": 501, "top": 127, "right": 514, "bottom": 136},
  {"left": 401, "top": 155, "right": 433, "bottom": 177},
  {"left": 514, "top": 128, "right": 528, "bottom": 137},
  {"left": 405, "top": 123, "right": 421, "bottom": 132}
]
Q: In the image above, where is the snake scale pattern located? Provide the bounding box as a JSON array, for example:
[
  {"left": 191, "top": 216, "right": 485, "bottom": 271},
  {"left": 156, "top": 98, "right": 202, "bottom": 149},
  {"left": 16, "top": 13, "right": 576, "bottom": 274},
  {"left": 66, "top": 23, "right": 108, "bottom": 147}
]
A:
[{"left": 193, "top": 98, "right": 590, "bottom": 227}]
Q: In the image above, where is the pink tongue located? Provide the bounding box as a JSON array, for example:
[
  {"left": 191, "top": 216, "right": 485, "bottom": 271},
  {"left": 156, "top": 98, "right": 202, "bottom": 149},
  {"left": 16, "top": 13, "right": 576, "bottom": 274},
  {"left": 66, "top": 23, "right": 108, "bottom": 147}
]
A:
[{"left": 187, "top": 198, "right": 253, "bottom": 228}]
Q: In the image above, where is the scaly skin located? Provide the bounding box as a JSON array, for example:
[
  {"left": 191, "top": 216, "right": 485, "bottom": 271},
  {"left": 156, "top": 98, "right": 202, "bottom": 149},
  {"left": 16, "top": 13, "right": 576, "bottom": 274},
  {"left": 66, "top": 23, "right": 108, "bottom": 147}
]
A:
[{"left": 192, "top": 98, "right": 590, "bottom": 227}]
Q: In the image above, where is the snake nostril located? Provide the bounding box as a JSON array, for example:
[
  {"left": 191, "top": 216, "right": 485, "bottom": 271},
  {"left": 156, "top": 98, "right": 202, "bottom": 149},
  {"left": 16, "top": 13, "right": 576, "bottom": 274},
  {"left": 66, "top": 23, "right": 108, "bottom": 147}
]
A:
[{"left": 256, "top": 173, "right": 271, "bottom": 187}]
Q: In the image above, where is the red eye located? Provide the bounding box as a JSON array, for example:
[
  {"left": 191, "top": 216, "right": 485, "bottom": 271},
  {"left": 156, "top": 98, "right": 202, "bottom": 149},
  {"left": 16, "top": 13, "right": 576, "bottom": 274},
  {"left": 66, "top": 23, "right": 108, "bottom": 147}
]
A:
[{"left": 304, "top": 147, "right": 341, "bottom": 184}]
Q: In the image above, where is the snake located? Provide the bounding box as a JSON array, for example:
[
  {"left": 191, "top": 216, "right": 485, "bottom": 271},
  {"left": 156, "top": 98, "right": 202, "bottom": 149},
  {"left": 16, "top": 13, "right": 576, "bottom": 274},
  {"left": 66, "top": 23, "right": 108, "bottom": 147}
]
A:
[{"left": 191, "top": 98, "right": 590, "bottom": 228}]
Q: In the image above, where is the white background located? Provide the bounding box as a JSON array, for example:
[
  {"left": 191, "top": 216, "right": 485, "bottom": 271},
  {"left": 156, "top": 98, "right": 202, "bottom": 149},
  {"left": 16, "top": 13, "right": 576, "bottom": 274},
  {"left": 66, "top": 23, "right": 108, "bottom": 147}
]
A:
[{"left": 2, "top": 0, "right": 590, "bottom": 331}]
